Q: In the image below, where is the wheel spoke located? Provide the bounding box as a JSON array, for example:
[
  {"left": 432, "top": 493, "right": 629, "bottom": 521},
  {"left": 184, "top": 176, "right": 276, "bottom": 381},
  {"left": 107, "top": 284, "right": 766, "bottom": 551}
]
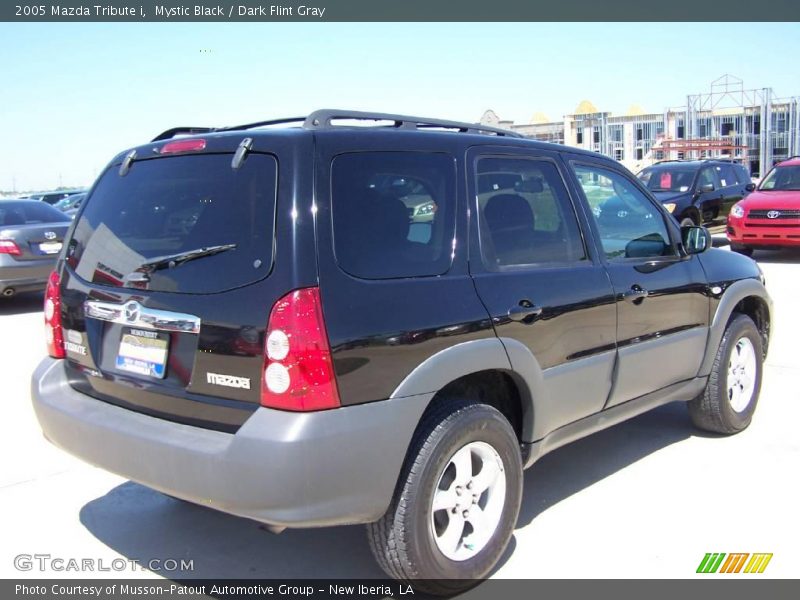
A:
[
  {"left": 432, "top": 487, "right": 457, "bottom": 512},
  {"left": 739, "top": 373, "right": 752, "bottom": 391},
  {"left": 437, "top": 513, "right": 465, "bottom": 555},
  {"left": 471, "top": 458, "right": 501, "bottom": 494},
  {"left": 450, "top": 446, "right": 473, "bottom": 487}
]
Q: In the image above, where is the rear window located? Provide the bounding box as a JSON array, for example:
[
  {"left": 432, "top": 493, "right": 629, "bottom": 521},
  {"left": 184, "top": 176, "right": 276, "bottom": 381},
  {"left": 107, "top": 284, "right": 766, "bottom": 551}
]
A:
[
  {"left": 331, "top": 152, "right": 456, "bottom": 279},
  {"left": 69, "top": 153, "right": 277, "bottom": 294},
  {"left": 0, "top": 201, "right": 70, "bottom": 226}
]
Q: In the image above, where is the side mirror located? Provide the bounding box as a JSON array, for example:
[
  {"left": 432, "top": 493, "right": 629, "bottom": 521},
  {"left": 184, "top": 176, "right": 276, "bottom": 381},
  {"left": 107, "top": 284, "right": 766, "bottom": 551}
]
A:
[
  {"left": 682, "top": 225, "right": 711, "bottom": 255},
  {"left": 697, "top": 182, "right": 715, "bottom": 194},
  {"left": 745, "top": 182, "right": 757, "bottom": 192}
]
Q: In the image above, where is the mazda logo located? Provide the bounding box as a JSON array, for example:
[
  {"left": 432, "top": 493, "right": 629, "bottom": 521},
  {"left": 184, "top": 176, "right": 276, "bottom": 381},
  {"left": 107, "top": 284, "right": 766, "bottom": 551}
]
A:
[
  {"left": 44, "top": 231, "right": 57, "bottom": 240},
  {"left": 767, "top": 210, "right": 781, "bottom": 219},
  {"left": 124, "top": 301, "right": 140, "bottom": 323}
]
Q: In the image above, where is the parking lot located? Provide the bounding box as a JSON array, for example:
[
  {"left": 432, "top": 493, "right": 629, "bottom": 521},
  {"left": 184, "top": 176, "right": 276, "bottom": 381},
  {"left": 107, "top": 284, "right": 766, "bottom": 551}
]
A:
[{"left": 1, "top": 246, "right": 798, "bottom": 580}]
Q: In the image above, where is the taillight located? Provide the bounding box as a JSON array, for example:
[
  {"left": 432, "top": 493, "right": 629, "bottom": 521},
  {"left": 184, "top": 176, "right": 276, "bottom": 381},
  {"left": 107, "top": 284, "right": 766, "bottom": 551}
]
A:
[
  {"left": 261, "top": 287, "right": 340, "bottom": 411},
  {"left": 44, "top": 271, "right": 65, "bottom": 359},
  {"left": 0, "top": 240, "right": 21, "bottom": 255},
  {"left": 160, "top": 138, "right": 206, "bottom": 154}
]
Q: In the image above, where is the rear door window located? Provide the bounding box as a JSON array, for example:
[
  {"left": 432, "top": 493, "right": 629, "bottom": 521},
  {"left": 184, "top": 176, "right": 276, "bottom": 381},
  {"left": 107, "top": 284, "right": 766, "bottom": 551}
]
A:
[
  {"left": 476, "top": 157, "right": 586, "bottom": 267},
  {"left": 331, "top": 152, "right": 456, "bottom": 279},
  {"left": 0, "top": 202, "right": 70, "bottom": 225},
  {"left": 715, "top": 164, "right": 739, "bottom": 188},
  {"left": 69, "top": 153, "right": 277, "bottom": 294}
]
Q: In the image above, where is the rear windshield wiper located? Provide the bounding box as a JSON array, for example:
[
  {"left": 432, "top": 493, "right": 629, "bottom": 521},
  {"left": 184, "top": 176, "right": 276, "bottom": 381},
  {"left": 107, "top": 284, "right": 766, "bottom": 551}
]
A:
[{"left": 135, "top": 243, "right": 237, "bottom": 273}]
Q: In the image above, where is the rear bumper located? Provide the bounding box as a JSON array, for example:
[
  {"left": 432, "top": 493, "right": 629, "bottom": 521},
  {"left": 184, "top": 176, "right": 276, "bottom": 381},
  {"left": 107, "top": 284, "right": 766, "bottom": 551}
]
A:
[
  {"left": 727, "top": 221, "right": 800, "bottom": 247},
  {"left": 31, "top": 358, "right": 430, "bottom": 528},
  {"left": 0, "top": 256, "right": 56, "bottom": 293}
]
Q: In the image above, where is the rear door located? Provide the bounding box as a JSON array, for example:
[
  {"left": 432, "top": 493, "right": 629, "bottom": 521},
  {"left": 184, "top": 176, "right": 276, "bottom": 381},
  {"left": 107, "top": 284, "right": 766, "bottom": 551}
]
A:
[
  {"left": 567, "top": 156, "right": 709, "bottom": 407},
  {"left": 312, "top": 132, "right": 498, "bottom": 407},
  {"left": 695, "top": 165, "right": 724, "bottom": 224},
  {"left": 467, "top": 146, "right": 617, "bottom": 437},
  {"left": 713, "top": 163, "right": 748, "bottom": 220},
  {"left": 59, "top": 132, "right": 316, "bottom": 432}
]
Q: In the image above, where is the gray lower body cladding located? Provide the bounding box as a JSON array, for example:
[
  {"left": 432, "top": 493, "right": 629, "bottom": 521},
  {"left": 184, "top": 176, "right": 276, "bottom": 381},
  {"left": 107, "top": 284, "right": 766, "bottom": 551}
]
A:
[{"left": 31, "top": 357, "right": 431, "bottom": 528}]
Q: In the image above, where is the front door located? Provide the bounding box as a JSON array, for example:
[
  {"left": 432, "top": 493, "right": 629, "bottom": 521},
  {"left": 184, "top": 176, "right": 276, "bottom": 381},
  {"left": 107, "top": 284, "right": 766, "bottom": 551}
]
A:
[
  {"left": 467, "top": 146, "right": 617, "bottom": 437},
  {"left": 568, "top": 158, "right": 710, "bottom": 407}
]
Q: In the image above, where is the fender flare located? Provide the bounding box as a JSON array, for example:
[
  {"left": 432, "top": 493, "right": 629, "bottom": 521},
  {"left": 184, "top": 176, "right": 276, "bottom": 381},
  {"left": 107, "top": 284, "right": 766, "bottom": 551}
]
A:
[
  {"left": 699, "top": 278, "right": 772, "bottom": 376},
  {"left": 389, "top": 337, "right": 545, "bottom": 442}
]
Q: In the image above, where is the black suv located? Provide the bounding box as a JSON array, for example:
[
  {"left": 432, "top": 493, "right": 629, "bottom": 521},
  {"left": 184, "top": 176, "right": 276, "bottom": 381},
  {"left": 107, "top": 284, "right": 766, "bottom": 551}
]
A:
[
  {"left": 637, "top": 159, "right": 755, "bottom": 227},
  {"left": 32, "top": 111, "right": 772, "bottom": 591}
]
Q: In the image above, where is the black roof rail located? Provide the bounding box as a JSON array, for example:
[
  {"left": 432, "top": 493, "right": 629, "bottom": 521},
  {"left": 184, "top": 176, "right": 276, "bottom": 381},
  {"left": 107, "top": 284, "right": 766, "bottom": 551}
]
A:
[
  {"left": 151, "top": 127, "right": 216, "bottom": 142},
  {"left": 152, "top": 110, "right": 525, "bottom": 142},
  {"left": 303, "top": 109, "right": 524, "bottom": 138},
  {"left": 219, "top": 116, "right": 306, "bottom": 132}
]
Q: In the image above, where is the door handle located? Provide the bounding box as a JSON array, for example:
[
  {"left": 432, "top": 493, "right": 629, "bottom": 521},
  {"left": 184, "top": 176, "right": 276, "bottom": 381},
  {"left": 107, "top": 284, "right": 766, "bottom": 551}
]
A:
[
  {"left": 623, "top": 285, "right": 649, "bottom": 304},
  {"left": 508, "top": 299, "right": 543, "bottom": 322}
]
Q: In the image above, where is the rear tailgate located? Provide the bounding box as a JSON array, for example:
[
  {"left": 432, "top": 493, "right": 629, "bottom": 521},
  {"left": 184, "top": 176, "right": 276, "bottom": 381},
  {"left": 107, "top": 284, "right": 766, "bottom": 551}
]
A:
[{"left": 59, "top": 132, "right": 316, "bottom": 432}]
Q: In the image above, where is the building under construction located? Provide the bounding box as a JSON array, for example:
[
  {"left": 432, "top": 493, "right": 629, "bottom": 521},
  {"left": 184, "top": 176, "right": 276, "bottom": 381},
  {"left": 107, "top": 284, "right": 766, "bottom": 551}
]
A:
[{"left": 481, "top": 75, "right": 800, "bottom": 178}]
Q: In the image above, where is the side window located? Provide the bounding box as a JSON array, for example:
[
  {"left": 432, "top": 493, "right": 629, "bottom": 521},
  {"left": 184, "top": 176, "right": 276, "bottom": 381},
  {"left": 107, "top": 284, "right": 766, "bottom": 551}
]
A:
[
  {"left": 476, "top": 157, "right": 586, "bottom": 268},
  {"left": 574, "top": 164, "right": 676, "bottom": 260},
  {"left": 331, "top": 151, "right": 456, "bottom": 279},
  {"left": 716, "top": 164, "right": 738, "bottom": 188},
  {"left": 697, "top": 168, "right": 717, "bottom": 191}
]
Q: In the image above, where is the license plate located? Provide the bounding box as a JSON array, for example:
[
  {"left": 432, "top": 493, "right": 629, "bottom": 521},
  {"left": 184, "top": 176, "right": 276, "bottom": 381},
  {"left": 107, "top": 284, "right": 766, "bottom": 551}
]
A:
[
  {"left": 115, "top": 330, "right": 169, "bottom": 379},
  {"left": 39, "top": 242, "right": 62, "bottom": 254}
]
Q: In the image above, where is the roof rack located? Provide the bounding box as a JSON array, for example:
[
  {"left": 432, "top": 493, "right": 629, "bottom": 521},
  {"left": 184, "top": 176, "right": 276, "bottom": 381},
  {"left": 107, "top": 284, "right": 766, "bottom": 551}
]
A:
[
  {"left": 151, "top": 118, "right": 306, "bottom": 142},
  {"left": 151, "top": 109, "right": 523, "bottom": 142},
  {"left": 302, "top": 109, "right": 524, "bottom": 137},
  {"left": 653, "top": 157, "right": 743, "bottom": 165}
]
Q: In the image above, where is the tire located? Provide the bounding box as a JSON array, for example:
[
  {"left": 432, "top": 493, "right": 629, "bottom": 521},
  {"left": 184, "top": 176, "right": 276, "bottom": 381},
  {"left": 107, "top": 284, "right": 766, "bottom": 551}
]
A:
[
  {"left": 689, "top": 313, "right": 763, "bottom": 434},
  {"left": 730, "top": 243, "right": 754, "bottom": 257},
  {"left": 367, "top": 401, "right": 522, "bottom": 595},
  {"left": 679, "top": 216, "right": 696, "bottom": 228}
]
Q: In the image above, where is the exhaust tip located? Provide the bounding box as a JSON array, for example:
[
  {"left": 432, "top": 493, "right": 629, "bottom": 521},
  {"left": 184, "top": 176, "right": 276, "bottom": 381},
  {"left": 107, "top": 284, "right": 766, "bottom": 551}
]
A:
[{"left": 2, "top": 288, "right": 15, "bottom": 297}]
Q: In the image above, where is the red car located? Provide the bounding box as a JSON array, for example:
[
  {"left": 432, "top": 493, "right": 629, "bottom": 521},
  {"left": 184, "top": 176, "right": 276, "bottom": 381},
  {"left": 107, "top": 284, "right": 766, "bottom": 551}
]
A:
[{"left": 727, "top": 156, "right": 800, "bottom": 256}]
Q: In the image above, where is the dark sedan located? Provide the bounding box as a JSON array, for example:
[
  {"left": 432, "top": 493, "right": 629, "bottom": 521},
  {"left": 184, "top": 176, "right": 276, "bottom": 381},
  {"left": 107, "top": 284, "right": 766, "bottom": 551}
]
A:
[{"left": 0, "top": 200, "right": 71, "bottom": 297}]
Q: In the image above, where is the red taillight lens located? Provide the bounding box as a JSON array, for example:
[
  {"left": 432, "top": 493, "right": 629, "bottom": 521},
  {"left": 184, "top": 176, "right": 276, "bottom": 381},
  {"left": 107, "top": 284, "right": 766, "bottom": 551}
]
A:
[
  {"left": 261, "top": 287, "right": 341, "bottom": 411},
  {"left": 160, "top": 138, "right": 207, "bottom": 154},
  {"left": 0, "top": 240, "right": 21, "bottom": 255},
  {"left": 44, "top": 271, "right": 65, "bottom": 359}
]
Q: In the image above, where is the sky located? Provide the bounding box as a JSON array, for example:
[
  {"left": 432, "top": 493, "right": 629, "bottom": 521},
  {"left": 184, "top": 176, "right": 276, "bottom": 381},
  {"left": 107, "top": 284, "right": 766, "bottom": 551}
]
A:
[{"left": 1, "top": 22, "right": 799, "bottom": 191}]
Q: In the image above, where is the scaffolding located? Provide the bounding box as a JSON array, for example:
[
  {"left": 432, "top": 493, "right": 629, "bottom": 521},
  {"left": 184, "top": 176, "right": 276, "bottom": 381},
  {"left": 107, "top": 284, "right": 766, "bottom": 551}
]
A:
[
  {"left": 484, "top": 75, "right": 800, "bottom": 177},
  {"left": 685, "top": 74, "right": 800, "bottom": 176}
]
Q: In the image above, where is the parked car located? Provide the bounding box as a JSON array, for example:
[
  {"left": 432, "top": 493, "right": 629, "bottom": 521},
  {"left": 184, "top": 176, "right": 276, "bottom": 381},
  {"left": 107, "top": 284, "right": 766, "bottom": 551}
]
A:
[
  {"left": 727, "top": 156, "right": 800, "bottom": 256},
  {"left": 53, "top": 192, "right": 86, "bottom": 212},
  {"left": 24, "top": 189, "right": 87, "bottom": 205},
  {"left": 0, "top": 200, "right": 71, "bottom": 297},
  {"left": 32, "top": 110, "right": 772, "bottom": 592},
  {"left": 637, "top": 159, "right": 754, "bottom": 227}
]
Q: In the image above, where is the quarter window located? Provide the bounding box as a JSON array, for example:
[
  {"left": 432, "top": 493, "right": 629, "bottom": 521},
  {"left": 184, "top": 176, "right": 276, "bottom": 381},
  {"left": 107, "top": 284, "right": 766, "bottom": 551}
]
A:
[
  {"left": 574, "top": 164, "right": 675, "bottom": 260},
  {"left": 331, "top": 152, "right": 456, "bottom": 279},
  {"left": 476, "top": 158, "right": 586, "bottom": 268}
]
